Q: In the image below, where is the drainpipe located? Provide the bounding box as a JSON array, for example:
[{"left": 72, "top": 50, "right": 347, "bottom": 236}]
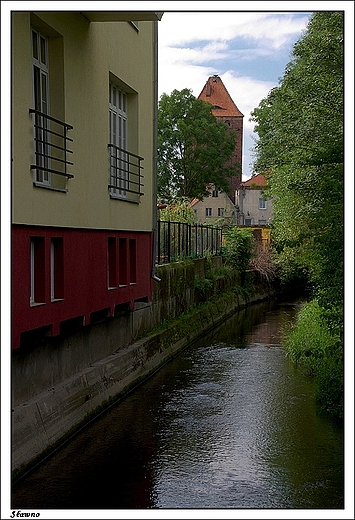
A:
[{"left": 151, "top": 19, "right": 161, "bottom": 283}]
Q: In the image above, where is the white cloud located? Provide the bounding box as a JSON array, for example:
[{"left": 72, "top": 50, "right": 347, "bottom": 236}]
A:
[
  {"left": 158, "top": 55, "right": 215, "bottom": 98},
  {"left": 158, "top": 11, "right": 309, "bottom": 49},
  {"left": 219, "top": 71, "right": 274, "bottom": 118},
  {"left": 158, "top": 46, "right": 275, "bottom": 102},
  {"left": 158, "top": 11, "right": 311, "bottom": 177},
  {"left": 217, "top": 71, "right": 275, "bottom": 177},
  {"left": 158, "top": 11, "right": 311, "bottom": 100}
]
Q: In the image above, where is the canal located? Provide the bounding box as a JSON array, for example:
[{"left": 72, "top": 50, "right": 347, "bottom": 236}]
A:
[{"left": 12, "top": 297, "right": 344, "bottom": 511}]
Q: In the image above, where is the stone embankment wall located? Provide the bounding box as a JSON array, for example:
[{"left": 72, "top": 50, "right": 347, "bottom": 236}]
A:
[{"left": 12, "top": 258, "right": 269, "bottom": 479}]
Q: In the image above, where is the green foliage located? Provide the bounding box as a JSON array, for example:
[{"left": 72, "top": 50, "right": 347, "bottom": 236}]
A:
[
  {"left": 250, "top": 12, "right": 344, "bottom": 418},
  {"left": 221, "top": 227, "right": 255, "bottom": 272},
  {"left": 157, "top": 88, "right": 238, "bottom": 201},
  {"left": 251, "top": 15, "right": 344, "bottom": 332},
  {"left": 284, "top": 300, "right": 343, "bottom": 418},
  {"left": 285, "top": 300, "right": 336, "bottom": 367},
  {"left": 194, "top": 276, "right": 213, "bottom": 300},
  {"left": 271, "top": 244, "right": 308, "bottom": 285},
  {"left": 250, "top": 12, "right": 343, "bottom": 174},
  {"left": 159, "top": 197, "right": 197, "bottom": 224},
  {"left": 315, "top": 347, "right": 343, "bottom": 419},
  {"left": 250, "top": 12, "right": 343, "bottom": 307}
]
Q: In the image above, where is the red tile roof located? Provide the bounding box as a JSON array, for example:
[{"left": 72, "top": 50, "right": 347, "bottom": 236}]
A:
[
  {"left": 198, "top": 75, "right": 244, "bottom": 118},
  {"left": 243, "top": 173, "right": 267, "bottom": 188},
  {"left": 189, "top": 197, "right": 199, "bottom": 208}
]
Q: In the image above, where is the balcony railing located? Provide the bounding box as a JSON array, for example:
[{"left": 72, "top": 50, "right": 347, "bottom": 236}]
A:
[
  {"left": 108, "top": 144, "right": 144, "bottom": 202},
  {"left": 156, "top": 221, "right": 223, "bottom": 264},
  {"left": 29, "top": 109, "right": 74, "bottom": 183}
]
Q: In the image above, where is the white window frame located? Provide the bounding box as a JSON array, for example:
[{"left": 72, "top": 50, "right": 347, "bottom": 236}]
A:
[
  {"left": 205, "top": 208, "right": 212, "bottom": 217},
  {"left": 109, "top": 83, "right": 128, "bottom": 198},
  {"left": 218, "top": 208, "right": 224, "bottom": 217},
  {"left": 31, "top": 27, "right": 50, "bottom": 186},
  {"left": 259, "top": 198, "right": 267, "bottom": 210}
]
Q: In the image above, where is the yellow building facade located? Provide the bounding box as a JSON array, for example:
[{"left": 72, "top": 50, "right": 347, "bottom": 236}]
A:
[{"left": 12, "top": 11, "right": 163, "bottom": 349}]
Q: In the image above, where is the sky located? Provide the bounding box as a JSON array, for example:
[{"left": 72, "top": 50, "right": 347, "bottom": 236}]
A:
[
  {"left": 1, "top": 2, "right": 353, "bottom": 182},
  {"left": 157, "top": 9, "right": 311, "bottom": 180}
]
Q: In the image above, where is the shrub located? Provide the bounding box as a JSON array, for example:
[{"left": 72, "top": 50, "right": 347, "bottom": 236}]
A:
[
  {"left": 221, "top": 227, "right": 255, "bottom": 272},
  {"left": 284, "top": 299, "right": 343, "bottom": 418},
  {"left": 194, "top": 276, "right": 213, "bottom": 300},
  {"left": 249, "top": 243, "right": 280, "bottom": 284}
]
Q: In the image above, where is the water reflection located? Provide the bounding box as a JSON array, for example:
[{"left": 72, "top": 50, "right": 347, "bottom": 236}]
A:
[{"left": 12, "top": 298, "right": 343, "bottom": 510}]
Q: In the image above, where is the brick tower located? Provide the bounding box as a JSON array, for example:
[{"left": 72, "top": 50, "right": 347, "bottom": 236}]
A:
[{"left": 198, "top": 75, "right": 243, "bottom": 204}]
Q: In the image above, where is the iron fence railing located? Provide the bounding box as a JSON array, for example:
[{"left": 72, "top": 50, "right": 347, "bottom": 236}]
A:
[
  {"left": 108, "top": 144, "right": 144, "bottom": 202},
  {"left": 29, "top": 109, "right": 74, "bottom": 181},
  {"left": 156, "top": 220, "right": 223, "bottom": 264}
]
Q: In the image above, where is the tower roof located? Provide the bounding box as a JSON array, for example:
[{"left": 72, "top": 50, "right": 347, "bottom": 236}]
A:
[{"left": 198, "top": 75, "right": 244, "bottom": 118}]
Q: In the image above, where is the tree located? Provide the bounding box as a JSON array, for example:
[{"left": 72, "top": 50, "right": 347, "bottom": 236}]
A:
[
  {"left": 157, "top": 88, "right": 237, "bottom": 201},
  {"left": 222, "top": 227, "right": 255, "bottom": 273},
  {"left": 250, "top": 11, "right": 343, "bottom": 318},
  {"left": 159, "top": 197, "right": 197, "bottom": 224},
  {"left": 250, "top": 12, "right": 344, "bottom": 417}
]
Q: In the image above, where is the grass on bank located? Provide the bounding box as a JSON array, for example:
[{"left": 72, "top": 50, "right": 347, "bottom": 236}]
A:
[{"left": 283, "top": 299, "right": 343, "bottom": 419}]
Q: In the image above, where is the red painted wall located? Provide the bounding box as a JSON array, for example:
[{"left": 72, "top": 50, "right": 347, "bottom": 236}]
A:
[{"left": 12, "top": 225, "right": 153, "bottom": 349}]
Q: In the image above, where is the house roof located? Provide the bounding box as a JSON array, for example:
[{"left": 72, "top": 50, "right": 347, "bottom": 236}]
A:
[
  {"left": 243, "top": 173, "right": 267, "bottom": 188},
  {"left": 189, "top": 190, "right": 235, "bottom": 208},
  {"left": 189, "top": 198, "right": 199, "bottom": 208},
  {"left": 198, "top": 75, "right": 244, "bottom": 118}
]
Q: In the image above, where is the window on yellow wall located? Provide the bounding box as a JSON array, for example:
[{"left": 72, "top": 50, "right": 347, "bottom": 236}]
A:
[
  {"left": 31, "top": 28, "right": 50, "bottom": 186},
  {"left": 30, "top": 25, "right": 73, "bottom": 191},
  {"left": 109, "top": 83, "right": 128, "bottom": 198},
  {"left": 108, "top": 79, "right": 143, "bottom": 203}
]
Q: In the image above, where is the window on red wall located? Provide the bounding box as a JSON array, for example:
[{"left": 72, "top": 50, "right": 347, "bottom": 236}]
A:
[
  {"left": 119, "top": 238, "right": 127, "bottom": 286},
  {"left": 51, "top": 237, "right": 64, "bottom": 300},
  {"left": 30, "top": 237, "right": 45, "bottom": 304},
  {"left": 129, "top": 239, "right": 137, "bottom": 284},
  {"left": 108, "top": 237, "right": 117, "bottom": 289}
]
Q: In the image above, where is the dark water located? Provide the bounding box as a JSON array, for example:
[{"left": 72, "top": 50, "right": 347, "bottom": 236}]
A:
[{"left": 12, "top": 298, "right": 344, "bottom": 511}]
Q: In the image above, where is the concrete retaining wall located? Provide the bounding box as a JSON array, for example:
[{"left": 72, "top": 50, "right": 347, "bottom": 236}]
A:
[{"left": 12, "top": 258, "right": 268, "bottom": 478}]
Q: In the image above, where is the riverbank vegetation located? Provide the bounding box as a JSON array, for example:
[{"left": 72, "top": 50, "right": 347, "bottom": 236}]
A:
[
  {"left": 284, "top": 300, "right": 343, "bottom": 419},
  {"left": 221, "top": 227, "right": 255, "bottom": 273},
  {"left": 250, "top": 12, "right": 344, "bottom": 418}
]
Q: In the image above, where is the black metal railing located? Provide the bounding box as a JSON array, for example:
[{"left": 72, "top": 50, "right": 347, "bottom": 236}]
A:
[
  {"left": 156, "top": 220, "right": 223, "bottom": 264},
  {"left": 29, "top": 109, "right": 74, "bottom": 181},
  {"left": 108, "top": 144, "right": 144, "bottom": 201}
]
